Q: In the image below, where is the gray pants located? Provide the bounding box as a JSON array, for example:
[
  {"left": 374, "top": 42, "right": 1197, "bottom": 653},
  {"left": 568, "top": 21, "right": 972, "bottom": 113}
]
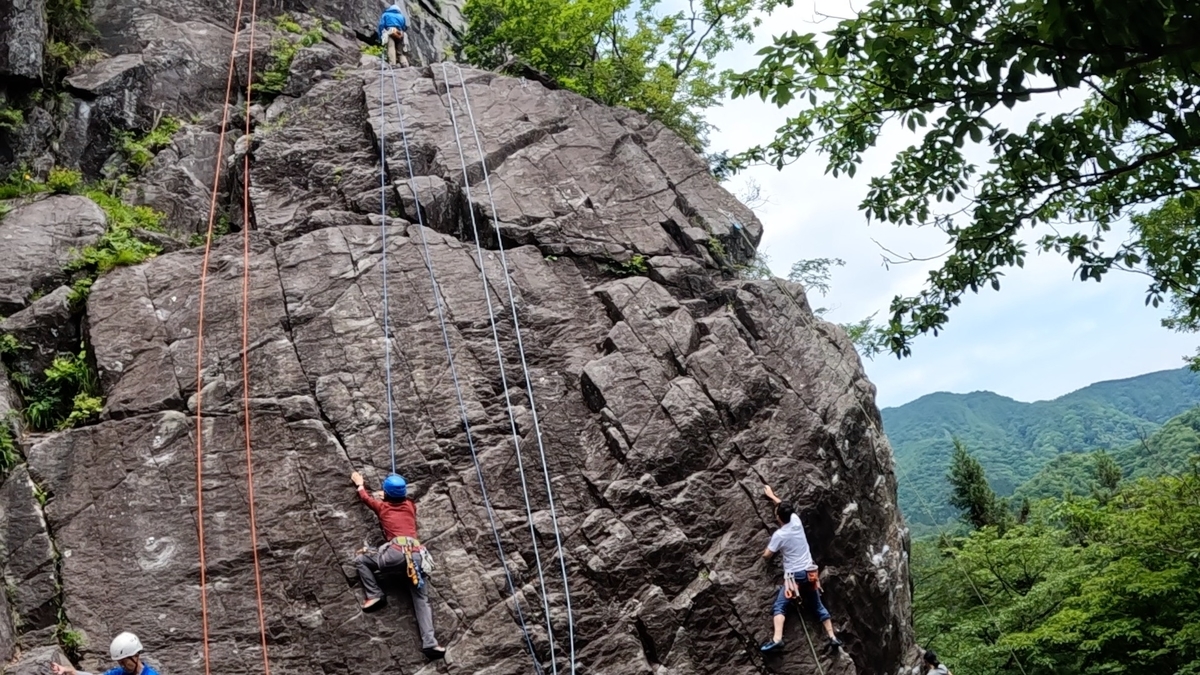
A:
[
  {"left": 385, "top": 30, "right": 410, "bottom": 67},
  {"left": 356, "top": 547, "right": 437, "bottom": 649}
]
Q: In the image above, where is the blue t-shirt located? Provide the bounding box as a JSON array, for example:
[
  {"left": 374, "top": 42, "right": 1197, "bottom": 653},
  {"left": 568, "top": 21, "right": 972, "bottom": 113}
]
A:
[{"left": 100, "top": 665, "right": 161, "bottom": 675}]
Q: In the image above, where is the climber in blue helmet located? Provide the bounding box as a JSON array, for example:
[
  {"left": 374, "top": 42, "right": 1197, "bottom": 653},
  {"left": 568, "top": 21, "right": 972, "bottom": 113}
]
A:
[
  {"left": 350, "top": 469, "right": 446, "bottom": 660},
  {"left": 377, "top": 3, "right": 411, "bottom": 68}
]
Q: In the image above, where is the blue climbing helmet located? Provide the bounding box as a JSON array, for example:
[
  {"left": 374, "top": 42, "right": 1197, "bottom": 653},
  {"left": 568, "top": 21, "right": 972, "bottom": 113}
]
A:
[{"left": 383, "top": 473, "right": 408, "bottom": 499}]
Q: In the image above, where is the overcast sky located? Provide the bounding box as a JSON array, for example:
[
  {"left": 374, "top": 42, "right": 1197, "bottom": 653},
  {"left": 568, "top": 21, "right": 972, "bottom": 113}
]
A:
[{"left": 696, "top": 0, "right": 1197, "bottom": 409}]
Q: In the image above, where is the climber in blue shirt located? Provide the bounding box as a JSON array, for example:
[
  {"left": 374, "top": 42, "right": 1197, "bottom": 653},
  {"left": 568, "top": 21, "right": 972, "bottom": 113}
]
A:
[
  {"left": 377, "top": 4, "right": 411, "bottom": 67},
  {"left": 50, "top": 632, "right": 161, "bottom": 675}
]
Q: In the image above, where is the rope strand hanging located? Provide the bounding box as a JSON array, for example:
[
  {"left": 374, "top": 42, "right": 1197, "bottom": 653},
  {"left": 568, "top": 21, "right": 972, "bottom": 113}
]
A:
[
  {"left": 377, "top": 59, "right": 544, "bottom": 673},
  {"left": 375, "top": 53, "right": 401, "bottom": 475},
  {"left": 437, "top": 61, "right": 563, "bottom": 673},
  {"left": 195, "top": 4, "right": 273, "bottom": 672},
  {"left": 451, "top": 63, "right": 577, "bottom": 671},
  {"left": 239, "top": 1, "right": 273, "bottom": 671},
  {"left": 192, "top": 0, "right": 251, "bottom": 669}
]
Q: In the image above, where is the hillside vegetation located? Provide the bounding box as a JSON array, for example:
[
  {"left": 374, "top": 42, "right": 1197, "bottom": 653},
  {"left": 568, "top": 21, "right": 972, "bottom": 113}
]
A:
[
  {"left": 883, "top": 368, "right": 1200, "bottom": 527},
  {"left": 914, "top": 438, "right": 1200, "bottom": 674},
  {"left": 1017, "top": 406, "right": 1200, "bottom": 501}
]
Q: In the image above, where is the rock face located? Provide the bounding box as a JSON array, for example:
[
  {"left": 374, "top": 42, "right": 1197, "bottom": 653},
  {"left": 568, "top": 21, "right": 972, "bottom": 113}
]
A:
[
  {"left": 0, "top": 195, "right": 106, "bottom": 315},
  {"left": 0, "top": 0, "right": 46, "bottom": 80},
  {"left": 1, "top": 0, "right": 464, "bottom": 177},
  {"left": 0, "top": 4, "right": 916, "bottom": 674}
]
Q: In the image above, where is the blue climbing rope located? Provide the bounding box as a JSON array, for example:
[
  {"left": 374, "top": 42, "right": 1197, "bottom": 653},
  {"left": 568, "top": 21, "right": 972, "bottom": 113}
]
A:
[
  {"left": 451, "top": 63, "right": 577, "bottom": 672},
  {"left": 378, "top": 60, "right": 544, "bottom": 673},
  {"left": 438, "top": 61, "right": 561, "bottom": 674},
  {"left": 376, "top": 55, "right": 399, "bottom": 475}
]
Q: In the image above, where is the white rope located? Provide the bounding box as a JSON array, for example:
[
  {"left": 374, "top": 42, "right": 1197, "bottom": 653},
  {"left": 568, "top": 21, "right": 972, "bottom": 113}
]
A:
[
  {"left": 377, "top": 59, "right": 543, "bottom": 673},
  {"left": 437, "top": 61, "right": 560, "bottom": 674},
  {"left": 451, "top": 63, "right": 577, "bottom": 672}
]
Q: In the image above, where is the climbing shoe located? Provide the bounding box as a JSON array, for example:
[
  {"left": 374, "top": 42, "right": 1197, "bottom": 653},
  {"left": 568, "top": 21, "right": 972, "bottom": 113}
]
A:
[
  {"left": 362, "top": 596, "right": 386, "bottom": 612},
  {"left": 824, "top": 636, "right": 843, "bottom": 652},
  {"left": 760, "top": 639, "right": 784, "bottom": 652},
  {"left": 422, "top": 646, "right": 446, "bottom": 661}
]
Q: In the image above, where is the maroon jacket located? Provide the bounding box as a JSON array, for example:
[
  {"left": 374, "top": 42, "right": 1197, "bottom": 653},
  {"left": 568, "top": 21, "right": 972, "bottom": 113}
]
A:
[{"left": 357, "top": 487, "right": 418, "bottom": 540}]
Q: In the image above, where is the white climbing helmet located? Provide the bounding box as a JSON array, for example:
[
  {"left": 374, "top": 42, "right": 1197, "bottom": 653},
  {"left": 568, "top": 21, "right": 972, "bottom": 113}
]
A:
[{"left": 110, "top": 632, "right": 143, "bottom": 661}]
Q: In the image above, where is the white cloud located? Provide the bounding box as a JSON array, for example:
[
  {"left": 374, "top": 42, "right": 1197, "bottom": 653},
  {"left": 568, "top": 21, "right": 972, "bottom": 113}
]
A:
[{"left": 690, "top": 0, "right": 1198, "bottom": 407}]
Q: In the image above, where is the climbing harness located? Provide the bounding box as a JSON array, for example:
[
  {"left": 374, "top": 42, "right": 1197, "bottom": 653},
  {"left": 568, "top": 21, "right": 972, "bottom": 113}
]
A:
[
  {"left": 388, "top": 536, "right": 426, "bottom": 588},
  {"left": 438, "top": 61, "right": 577, "bottom": 673},
  {"left": 779, "top": 571, "right": 827, "bottom": 675},
  {"left": 376, "top": 58, "right": 544, "bottom": 674},
  {"left": 783, "top": 571, "right": 799, "bottom": 600},
  {"left": 194, "top": 0, "right": 271, "bottom": 672},
  {"left": 450, "top": 63, "right": 577, "bottom": 673}
]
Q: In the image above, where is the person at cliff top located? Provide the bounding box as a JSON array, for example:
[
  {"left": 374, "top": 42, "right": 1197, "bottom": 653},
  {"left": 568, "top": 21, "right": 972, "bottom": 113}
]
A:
[
  {"left": 377, "top": 4, "right": 410, "bottom": 67},
  {"left": 50, "top": 632, "right": 160, "bottom": 675},
  {"left": 759, "top": 484, "right": 843, "bottom": 653},
  {"left": 351, "top": 470, "right": 446, "bottom": 660},
  {"left": 923, "top": 649, "right": 952, "bottom": 674}
]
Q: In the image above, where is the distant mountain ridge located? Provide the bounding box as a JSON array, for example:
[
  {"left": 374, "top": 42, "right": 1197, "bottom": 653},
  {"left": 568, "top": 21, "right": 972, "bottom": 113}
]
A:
[{"left": 882, "top": 367, "right": 1200, "bottom": 528}]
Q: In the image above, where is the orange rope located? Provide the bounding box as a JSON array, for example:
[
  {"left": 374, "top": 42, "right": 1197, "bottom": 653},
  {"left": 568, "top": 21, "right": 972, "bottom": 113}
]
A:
[
  {"left": 194, "top": 1, "right": 249, "bottom": 673},
  {"left": 239, "top": 1, "right": 273, "bottom": 673}
]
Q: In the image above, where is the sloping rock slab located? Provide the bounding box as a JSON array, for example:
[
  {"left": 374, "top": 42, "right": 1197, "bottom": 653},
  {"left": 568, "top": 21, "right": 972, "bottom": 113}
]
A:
[{"left": 0, "top": 195, "right": 106, "bottom": 315}]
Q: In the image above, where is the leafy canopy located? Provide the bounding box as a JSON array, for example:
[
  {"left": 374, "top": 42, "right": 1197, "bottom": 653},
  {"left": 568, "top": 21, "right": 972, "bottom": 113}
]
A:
[
  {"left": 916, "top": 468, "right": 1200, "bottom": 675},
  {"left": 461, "top": 0, "right": 790, "bottom": 148},
  {"left": 731, "top": 0, "right": 1200, "bottom": 358}
]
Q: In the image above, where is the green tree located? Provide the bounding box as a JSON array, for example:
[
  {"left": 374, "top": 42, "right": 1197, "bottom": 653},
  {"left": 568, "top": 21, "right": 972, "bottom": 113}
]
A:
[
  {"left": 1012, "top": 475, "right": 1200, "bottom": 673},
  {"left": 915, "top": 472, "right": 1200, "bottom": 674},
  {"left": 948, "top": 439, "right": 1005, "bottom": 530},
  {"left": 729, "top": 0, "right": 1200, "bottom": 358},
  {"left": 461, "top": 0, "right": 787, "bottom": 148},
  {"left": 784, "top": 256, "right": 888, "bottom": 356},
  {"left": 1091, "top": 450, "right": 1122, "bottom": 500}
]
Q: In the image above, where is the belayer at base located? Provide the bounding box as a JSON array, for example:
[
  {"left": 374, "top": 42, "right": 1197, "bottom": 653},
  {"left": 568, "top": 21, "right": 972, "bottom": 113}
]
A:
[
  {"left": 351, "top": 470, "right": 446, "bottom": 660},
  {"left": 51, "top": 632, "right": 161, "bottom": 675}
]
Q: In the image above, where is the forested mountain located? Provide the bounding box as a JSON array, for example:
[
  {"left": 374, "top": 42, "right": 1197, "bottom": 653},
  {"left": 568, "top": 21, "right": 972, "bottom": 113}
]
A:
[
  {"left": 883, "top": 367, "right": 1200, "bottom": 527},
  {"left": 1016, "top": 406, "right": 1200, "bottom": 500}
]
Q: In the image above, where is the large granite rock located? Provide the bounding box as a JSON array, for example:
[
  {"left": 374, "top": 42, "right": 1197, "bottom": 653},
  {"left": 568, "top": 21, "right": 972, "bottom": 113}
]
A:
[
  {"left": 0, "top": 196, "right": 106, "bottom": 315},
  {"left": 0, "top": 466, "right": 57, "bottom": 634},
  {"left": 0, "top": 0, "right": 46, "bottom": 80},
  {"left": 0, "top": 285, "right": 79, "bottom": 380},
  {"left": 3, "top": 645, "right": 72, "bottom": 675},
  {"left": 0, "top": 35, "right": 915, "bottom": 675}
]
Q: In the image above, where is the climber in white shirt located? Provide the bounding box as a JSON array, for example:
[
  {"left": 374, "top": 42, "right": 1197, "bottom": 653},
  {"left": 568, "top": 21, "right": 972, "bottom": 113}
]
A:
[{"left": 760, "top": 484, "right": 843, "bottom": 654}]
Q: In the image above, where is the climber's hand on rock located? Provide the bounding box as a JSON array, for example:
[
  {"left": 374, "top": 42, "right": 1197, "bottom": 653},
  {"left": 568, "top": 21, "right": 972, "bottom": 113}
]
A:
[
  {"left": 50, "top": 663, "right": 75, "bottom": 675},
  {"left": 763, "top": 484, "right": 780, "bottom": 504},
  {"left": 351, "top": 471, "right": 364, "bottom": 488}
]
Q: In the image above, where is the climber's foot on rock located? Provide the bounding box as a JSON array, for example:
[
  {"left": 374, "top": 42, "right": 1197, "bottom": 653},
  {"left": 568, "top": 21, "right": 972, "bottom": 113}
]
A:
[
  {"left": 423, "top": 646, "right": 446, "bottom": 661},
  {"left": 362, "top": 596, "right": 385, "bottom": 612},
  {"left": 760, "top": 639, "right": 784, "bottom": 652}
]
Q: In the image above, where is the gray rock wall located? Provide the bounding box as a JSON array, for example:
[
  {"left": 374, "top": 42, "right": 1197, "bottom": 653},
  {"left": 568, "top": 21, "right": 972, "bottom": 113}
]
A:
[
  {"left": 0, "top": 0, "right": 46, "bottom": 80},
  {"left": 0, "top": 3, "right": 916, "bottom": 672}
]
